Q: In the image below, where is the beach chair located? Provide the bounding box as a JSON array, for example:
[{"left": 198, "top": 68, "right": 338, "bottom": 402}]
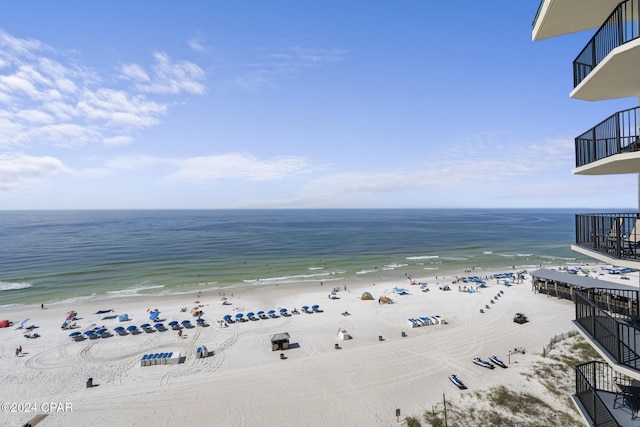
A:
[{"left": 625, "top": 219, "right": 640, "bottom": 256}]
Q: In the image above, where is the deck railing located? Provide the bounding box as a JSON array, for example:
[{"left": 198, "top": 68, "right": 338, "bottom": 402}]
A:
[
  {"left": 574, "top": 0, "right": 640, "bottom": 87},
  {"left": 575, "top": 287, "right": 640, "bottom": 370},
  {"left": 575, "top": 213, "right": 640, "bottom": 261},
  {"left": 576, "top": 361, "right": 626, "bottom": 427},
  {"left": 575, "top": 107, "right": 640, "bottom": 167}
]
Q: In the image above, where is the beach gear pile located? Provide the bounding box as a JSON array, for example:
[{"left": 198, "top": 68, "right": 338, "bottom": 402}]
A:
[{"left": 407, "top": 315, "right": 444, "bottom": 328}]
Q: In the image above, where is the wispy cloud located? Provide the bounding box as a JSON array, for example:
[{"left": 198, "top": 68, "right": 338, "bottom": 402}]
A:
[
  {"left": 235, "top": 45, "right": 345, "bottom": 91},
  {"left": 0, "top": 152, "right": 69, "bottom": 190},
  {"left": 168, "top": 153, "right": 311, "bottom": 182},
  {"left": 120, "top": 52, "right": 206, "bottom": 95}
]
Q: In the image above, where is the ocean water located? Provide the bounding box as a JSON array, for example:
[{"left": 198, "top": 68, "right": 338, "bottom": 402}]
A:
[{"left": 0, "top": 209, "right": 593, "bottom": 306}]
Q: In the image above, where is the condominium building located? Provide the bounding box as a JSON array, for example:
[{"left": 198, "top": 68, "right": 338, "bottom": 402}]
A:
[{"left": 533, "top": 1, "right": 640, "bottom": 425}]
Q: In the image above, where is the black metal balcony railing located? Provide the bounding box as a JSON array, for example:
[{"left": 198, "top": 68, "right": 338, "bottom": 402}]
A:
[
  {"left": 575, "top": 213, "right": 640, "bottom": 261},
  {"left": 575, "top": 107, "right": 640, "bottom": 167},
  {"left": 574, "top": 0, "right": 640, "bottom": 88},
  {"left": 575, "top": 287, "right": 640, "bottom": 370},
  {"left": 576, "top": 361, "right": 634, "bottom": 427}
]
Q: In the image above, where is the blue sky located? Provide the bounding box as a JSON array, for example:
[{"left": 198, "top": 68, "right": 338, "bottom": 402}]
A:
[{"left": 0, "top": 1, "right": 635, "bottom": 209}]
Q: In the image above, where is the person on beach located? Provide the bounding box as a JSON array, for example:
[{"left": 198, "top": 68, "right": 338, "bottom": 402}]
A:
[{"left": 178, "top": 329, "right": 183, "bottom": 338}]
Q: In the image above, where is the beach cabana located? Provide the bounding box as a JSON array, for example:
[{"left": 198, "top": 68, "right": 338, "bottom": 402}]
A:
[
  {"left": 270, "top": 332, "right": 290, "bottom": 351},
  {"left": 393, "top": 287, "right": 409, "bottom": 295},
  {"left": 361, "top": 292, "right": 374, "bottom": 300},
  {"left": 118, "top": 314, "right": 129, "bottom": 322}
]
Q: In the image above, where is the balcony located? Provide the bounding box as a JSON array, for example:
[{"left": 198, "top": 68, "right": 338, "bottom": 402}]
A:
[
  {"left": 574, "top": 213, "right": 640, "bottom": 265},
  {"left": 574, "top": 107, "right": 640, "bottom": 174},
  {"left": 532, "top": 0, "right": 622, "bottom": 41},
  {"left": 575, "top": 286, "right": 640, "bottom": 374},
  {"left": 575, "top": 361, "right": 640, "bottom": 427},
  {"left": 572, "top": 0, "right": 640, "bottom": 101}
]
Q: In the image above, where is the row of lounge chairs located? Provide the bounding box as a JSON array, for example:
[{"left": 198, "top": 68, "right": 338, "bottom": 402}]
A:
[
  {"left": 69, "top": 320, "right": 203, "bottom": 341},
  {"left": 407, "top": 316, "right": 443, "bottom": 328},
  {"left": 223, "top": 306, "right": 322, "bottom": 324}
]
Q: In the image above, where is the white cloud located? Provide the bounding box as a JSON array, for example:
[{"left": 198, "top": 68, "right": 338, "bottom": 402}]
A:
[
  {"left": 0, "top": 152, "right": 69, "bottom": 190},
  {"left": 0, "top": 30, "right": 202, "bottom": 149},
  {"left": 168, "top": 153, "right": 310, "bottom": 182},
  {"left": 121, "top": 51, "right": 206, "bottom": 95}
]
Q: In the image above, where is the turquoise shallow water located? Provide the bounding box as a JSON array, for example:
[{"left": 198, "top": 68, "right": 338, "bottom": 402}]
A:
[{"left": 0, "top": 209, "right": 593, "bottom": 306}]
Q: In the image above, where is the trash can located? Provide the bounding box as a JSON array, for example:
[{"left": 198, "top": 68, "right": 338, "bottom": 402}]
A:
[{"left": 86, "top": 378, "right": 93, "bottom": 388}]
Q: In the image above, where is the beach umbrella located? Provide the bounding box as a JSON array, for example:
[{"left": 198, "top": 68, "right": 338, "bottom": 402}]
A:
[
  {"left": 154, "top": 323, "right": 164, "bottom": 329},
  {"left": 301, "top": 306, "right": 309, "bottom": 311},
  {"left": 223, "top": 315, "right": 232, "bottom": 321},
  {"left": 246, "top": 312, "right": 255, "bottom": 318},
  {"left": 149, "top": 311, "right": 160, "bottom": 321},
  {"left": 140, "top": 323, "right": 151, "bottom": 329},
  {"left": 312, "top": 305, "right": 319, "bottom": 310},
  {"left": 69, "top": 331, "right": 81, "bottom": 337},
  {"left": 168, "top": 321, "right": 179, "bottom": 326},
  {"left": 257, "top": 310, "right": 264, "bottom": 315},
  {"left": 20, "top": 318, "right": 30, "bottom": 327},
  {"left": 114, "top": 326, "right": 124, "bottom": 332},
  {"left": 84, "top": 330, "right": 95, "bottom": 336},
  {"left": 196, "top": 318, "right": 205, "bottom": 324},
  {"left": 279, "top": 308, "right": 287, "bottom": 313},
  {"left": 235, "top": 313, "right": 244, "bottom": 319},
  {"left": 126, "top": 325, "right": 137, "bottom": 331},
  {"left": 61, "top": 321, "right": 70, "bottom": 329},
  {"left": 181, "top": 320, "right": 191, "bottom": 325},
  {"left": 268, "top": 310, "right": 276, "bottom": 315}
]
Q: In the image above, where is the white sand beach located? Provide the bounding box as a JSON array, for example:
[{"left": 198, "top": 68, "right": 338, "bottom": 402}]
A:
[{"left": 0, "top": 266, "right": 632, "bottom": 427}]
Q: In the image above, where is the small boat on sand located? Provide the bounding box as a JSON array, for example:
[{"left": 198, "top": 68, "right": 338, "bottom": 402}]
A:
[
  {"left": 488, "top": 355, "right": 508, "bottom": 368},
  {"left": 449, "top": 374, "right": 467, "bottom": 389},
  {"left": 472, "top": 357, "right": 495, "bottom": 369}
]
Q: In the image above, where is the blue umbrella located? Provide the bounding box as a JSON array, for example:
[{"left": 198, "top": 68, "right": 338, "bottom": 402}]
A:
[
  {"left": 223, "top": 315, "right": 232, "bottom": 320},
  {"left": 279, "top": 308, "right": 287, "bottom": 313},
  {"left": 246, "top": 312, "right": 255, "bottom": 318},
  {"left": 168, "top": 321, "right": 179, "bottom": 326},
  {"left": 84, "top": 330, "right": 95, "bottom": 336},
  {"left": 235, "top": 313, "right": 244, "bottom": 319},
  {"left": 69, "top": 331, "right": 81, "bottom": 337},
  {"left": 126, "top": 325, "right": 138, "bottom": 331},
  {"left": 301, "top": 306, "right": 309, "bottom": 310},
  {"left": 95, "top": 328, "right": 107, "bottom": 334},
  {"left": 140, "top": 323, "right": 151, "bottom": 329},
  {"left": 312, "top": 305, "right": 319, "bottom": 310},
  {"left": 154, "top": 323, "right": 164, "bottom": 329},
  {"left": 114, "top": 326, "right": 125, "bottom": 332},
  {"left": 257, "top": 311, "right": 265, "bottom": 315},
  {"left": 196, "top": 318, "right": 205, "bottom": 323},
  {"left": 268, "top": 310, "right": 276, "bottom": 315},
  {"left": 149, "top": 311, "right": 160, "bottom": 321},
  {"left": 181, "top": 320, "right": 191, "bottom": 325}
]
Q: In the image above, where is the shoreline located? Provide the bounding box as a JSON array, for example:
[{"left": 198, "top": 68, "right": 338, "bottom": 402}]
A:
[{"left": 0, "top": 259, "right": 587, "bottom": 310}]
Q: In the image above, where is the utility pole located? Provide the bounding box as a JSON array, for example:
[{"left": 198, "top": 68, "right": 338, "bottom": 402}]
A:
[{"left": 443, "top": 392, "right": 448, "bottom": 427}]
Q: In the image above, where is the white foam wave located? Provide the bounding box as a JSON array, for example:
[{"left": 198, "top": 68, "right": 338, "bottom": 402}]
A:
[
  {"left": 406, "top": 255, "right": 439, "bottom": 260},
  {"left": 516, "top": 254, "right": 533, "bottom": 257},
  {"left": 308, "top": 267, "right": 324, "bottom": 270},
  {"left": 356, "top": 269, "right": 377, "bottom": 275},
  {"left": 440, "top": 257, "right": 469, "bottom": 261},
  {"left": 423, "top": 267, "right": 439, "bottom": 270},
  {"left": 483, "top": 251, "right": 493, "bottom": 254},
  {"left": 0, "top": 281, "right": 33, "bottom": 291},
  {"left": 106, "top": 284, "right": 166, "bottom": 296},
  {"left": 384, "top": 263, "right": 408, "bottom": 269},
  {"left": 245, "top": 272, "right": 332, "bottom": 284}
]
